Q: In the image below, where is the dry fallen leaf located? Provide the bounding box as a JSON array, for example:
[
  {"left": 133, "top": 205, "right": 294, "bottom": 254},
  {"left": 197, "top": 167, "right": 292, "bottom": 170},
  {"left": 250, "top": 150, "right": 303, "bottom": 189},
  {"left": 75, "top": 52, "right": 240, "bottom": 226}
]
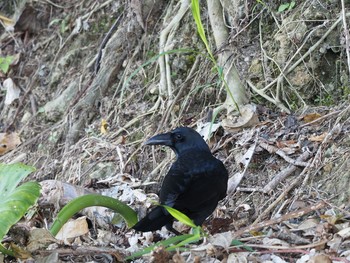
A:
[
  {"left": 197, "top": 122, "right": 221, "bottom": 141},
  {"left": 3, "top": 78, "right": 21, "bottom": 105},
  {"left": 308, "top": 254, "right": 332, "bottom": 263},
  {"left": 55, "top": 216, "right": 89, "bottom": 241},
  {"left": 222, "top": 104, "right": 260, "bottom": 131},
  {"left": 303, "top": 113, "right": 322, "bottom": 123},
  {"left": 0, "top": 132, "right": 21, "bottom": 155},
  {"left": 309, "top": 132, "right": 327, "bottom": 142},
  {"left": 0, "top": 14, "right": 14, "bottom": 27},
  {"left": 100, "top": 119, "right": 108, "bottom": 134},
  {"left": 209, "top": 231, "right": 233, "bottom": 250},
  {"left": 27, "top": 228, "right": 58, "bottom": 252},
  {"left": 9, "top": 242, "right": 32, "bottom": 260},
  {"left": 337, "top": 227, "right": 350, "bottom": 239}
]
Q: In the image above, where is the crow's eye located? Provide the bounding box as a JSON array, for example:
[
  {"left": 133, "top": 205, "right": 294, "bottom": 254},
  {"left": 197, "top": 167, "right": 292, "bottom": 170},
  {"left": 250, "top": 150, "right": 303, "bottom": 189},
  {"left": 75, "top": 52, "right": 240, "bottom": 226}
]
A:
[{"left": 174, "top": 133, "right": 183, "bottom": 140}]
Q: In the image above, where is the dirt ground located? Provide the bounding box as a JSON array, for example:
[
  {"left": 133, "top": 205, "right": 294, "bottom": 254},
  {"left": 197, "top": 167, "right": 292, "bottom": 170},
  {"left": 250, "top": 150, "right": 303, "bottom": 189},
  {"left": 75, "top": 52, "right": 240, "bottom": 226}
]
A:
[{"left": 0, "top": 0, "right": 350, "bottom": 262}]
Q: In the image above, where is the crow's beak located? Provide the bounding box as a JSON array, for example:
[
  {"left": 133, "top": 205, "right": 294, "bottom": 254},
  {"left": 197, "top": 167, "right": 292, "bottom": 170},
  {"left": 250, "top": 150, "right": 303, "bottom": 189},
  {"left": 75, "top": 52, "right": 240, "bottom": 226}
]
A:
[{"left": 144, "top": 132, "right": 172, "bottom": 146}]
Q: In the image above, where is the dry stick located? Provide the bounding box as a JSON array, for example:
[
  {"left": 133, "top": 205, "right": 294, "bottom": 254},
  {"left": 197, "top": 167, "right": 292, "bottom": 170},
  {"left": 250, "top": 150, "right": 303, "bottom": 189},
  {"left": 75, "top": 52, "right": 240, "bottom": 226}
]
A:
[
  {"left": 253, "top": 164, "right": 310, "bottom": 225},
  {"left": 262, "top": 151, "right": 312, "bottom": 193},
  {"left": 299, "top": 110, "right": 342, "bottom": 128},
  {"left": 158, "top": 0, "right": 190, "bottom": 97},
  {"left": 235, "top": 239, "right": 328, "bottom": 250},
  {"left": 94, "top": 14, "right": 123, "bottom": 74},
  {"left": 158, "top": 55, "right": 200, "bottom": 131},
  {"left": 37, "top": 246, "right": 124, "bottom": 257},
  {"left": 258, "top": 140, "right": 310, "bottom": 167},
  {"left": 233, "top": 201, "right": 327, "bottom": 238},
  {"left": 284, "top": 15, "right": 348, "bottom": 76},
  {"left": 298, "top": 106, "right": 349, "bottom": 191},
  {"left": 114, "top": 110, "right": 157, "bottom": 138},
  {"left": 42, "top": 0, "right": 65, "bottom": 8},
  {"left": 258, "top": 17, "right": 292, "bottom": 113},
  {"left": 250, "top": 14, "right": 349, "bottom": 112},
  {"left": 52, "top": 0, "right": 115, "bottom": 65},
  {"left": 258, "top": 107, "right": 346, "bottom": 223},
  {"left": 340, "top": 0, "right": 350, "bottom": 77},
  {"left": 6, "top": 69, "right": 39, "bottom": 132},
  {"left": 247, "top": 80, "right": 290, "bottom": 113}
]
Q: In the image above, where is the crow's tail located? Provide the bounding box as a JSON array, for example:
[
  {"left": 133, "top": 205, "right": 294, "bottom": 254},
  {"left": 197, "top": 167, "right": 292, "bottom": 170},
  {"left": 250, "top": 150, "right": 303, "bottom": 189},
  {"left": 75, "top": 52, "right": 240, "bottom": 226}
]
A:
[{"left": 132, "top": 206, "right": 173, "bottom": 232}]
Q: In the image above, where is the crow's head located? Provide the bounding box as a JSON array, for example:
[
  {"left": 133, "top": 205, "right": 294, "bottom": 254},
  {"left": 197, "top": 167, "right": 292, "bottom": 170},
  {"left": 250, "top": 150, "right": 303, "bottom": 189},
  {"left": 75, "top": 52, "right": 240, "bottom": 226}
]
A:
[{"left": 144, "top": 127, "right": 210, "bottom": 156}]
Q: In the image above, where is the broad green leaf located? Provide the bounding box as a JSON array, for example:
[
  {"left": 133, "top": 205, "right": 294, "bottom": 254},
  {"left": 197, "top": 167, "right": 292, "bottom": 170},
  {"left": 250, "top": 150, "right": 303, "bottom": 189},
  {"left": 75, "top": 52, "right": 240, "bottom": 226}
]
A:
[
  {"left": 278, "top": 3, "right": 290, "bottom": 12},
  {"left": 50, "top": 194, "right": 138, "bottom": 236},
  {"left": 289, "top": 1, "right": 296, "bottom": 10},
  {"left": 0, "top": 163, "right": 40, "bottom": 244},
  {"left": 0, "top": 56, "right": 14, "bottom": 74},
  {"left": 0, "top": 163, "right": 35, "bottom": 198},
  {"left": 162, "top": 205, "right": 197, "bottom": 228}
]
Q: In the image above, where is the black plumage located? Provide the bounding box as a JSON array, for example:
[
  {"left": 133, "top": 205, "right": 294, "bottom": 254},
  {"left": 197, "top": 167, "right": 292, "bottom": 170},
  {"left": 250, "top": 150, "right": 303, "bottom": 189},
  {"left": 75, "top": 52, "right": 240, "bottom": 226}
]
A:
[{"left": 132, "top": 127, "right": 228, "bottom": 233}]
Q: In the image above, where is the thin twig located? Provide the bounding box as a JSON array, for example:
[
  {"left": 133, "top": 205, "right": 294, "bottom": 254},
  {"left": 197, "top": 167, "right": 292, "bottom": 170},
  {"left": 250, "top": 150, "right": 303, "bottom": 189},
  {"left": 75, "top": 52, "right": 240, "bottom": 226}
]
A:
[
  {"left": 94, "top": 14, "right": 123, "bottom": 74},
  {"left": 233, "top": 201, "right": 327, "bottom": 238},
  {"left": 258, "top": 140, "right": 310, "bottom": 167},
  {"left": 340, "top": 0, "right": 350, "bottom": 77}
]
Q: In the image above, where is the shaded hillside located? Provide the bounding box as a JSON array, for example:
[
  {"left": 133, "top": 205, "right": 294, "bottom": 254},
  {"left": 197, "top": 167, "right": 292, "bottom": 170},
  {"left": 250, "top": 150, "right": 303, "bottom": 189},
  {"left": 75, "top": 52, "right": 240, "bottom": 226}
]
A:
[{"left": 0, "top": 0, "right": 349, "bottom": 262}]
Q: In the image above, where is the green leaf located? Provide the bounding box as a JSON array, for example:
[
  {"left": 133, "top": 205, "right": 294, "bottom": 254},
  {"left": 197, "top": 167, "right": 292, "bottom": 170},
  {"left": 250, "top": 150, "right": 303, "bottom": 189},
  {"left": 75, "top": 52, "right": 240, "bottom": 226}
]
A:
[
  {"left": 126, "top": 233, "right": 194, "bottom": 260},
  {"left": 191, "top": 0, "right": 240, "bottom": 116},
  {"left": 0, "top": 163, "right": 35, "bottom": 198},
  {"left": 278, "top": 3, "right": 290, "bottom": 12},
  {"left": 191, "top": 0, "right": 213, "bottom": 60},
  {"left": 0, "top": 56, "right": 14, "bottom": 74},
  {"left": 230, "top": 239, "right": 254, "bottom": 252},
  {"left": 289, "top": 1, "right": 296, "bottom": 10},
  {"left": 167, "top": 226, "right": 202, "bottom": 250},
  {"left": 0, "top": 163, "right": 40, "bottom": 245},
  {"left": 162, "top": 205, "right": 197, "bottom": 228},
  {"left": 50, "top": 194, "right": 138, "bottom": 236}
]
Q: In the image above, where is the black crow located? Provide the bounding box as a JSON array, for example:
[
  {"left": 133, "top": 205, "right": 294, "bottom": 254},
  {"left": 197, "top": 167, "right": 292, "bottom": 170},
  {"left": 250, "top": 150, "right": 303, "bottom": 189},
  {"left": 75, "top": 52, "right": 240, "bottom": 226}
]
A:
[{"left": 132, "top": 127, "right": 228, "bottom": 233}]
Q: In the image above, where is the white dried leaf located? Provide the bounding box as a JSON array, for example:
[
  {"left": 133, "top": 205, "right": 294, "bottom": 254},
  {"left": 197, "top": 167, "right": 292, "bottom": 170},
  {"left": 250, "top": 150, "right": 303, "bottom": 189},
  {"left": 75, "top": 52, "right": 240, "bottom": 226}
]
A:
[
  {"left": 271, "top": 254, "right": 288, "bottom": 263},
  {"left": 55, "top": 216, "right": 89, "bottom": 241},
  {"left": 222, "top": 104, "right": 259, "bottom": 130},
  {"left": 209, "top": 231, "right": 233, "bottom": 250},
  {"left": 72, "top": 17, "right": 82, "bottom": 35},
  {"left": 337, "top": 227, "right": 350, "bottom": 239},
  {"left": 240, "top": 144, "right": 256, "bottom": 167},
  {"left": 83, "top": 20, "right": 90, "bottom": 30},
  {"left": 197, "top": 122, "right": 221, "bottom": 141},
  {"left": 292, "top": 218, "right": 318, "bottom": 231},
  {"left": 133, "top": 189, "right": 147, "bottom": 202},
  {"left": 227, "top": 252, "right": 250, "bottom": 262},
  {"left": 227, "top": 172, "right": 244, "bottom": 194},
  {"left": 237, "top": 204, "right": 251, "bottom": 211},
  {"left": 327, "top": 234, "right": 342, "bottom": 252},
  {"left": 3, "top": 78, "right": 20, "bottom": 104},
  {"left": 262, "top": 237, "right": 289, "bottom": 247}
]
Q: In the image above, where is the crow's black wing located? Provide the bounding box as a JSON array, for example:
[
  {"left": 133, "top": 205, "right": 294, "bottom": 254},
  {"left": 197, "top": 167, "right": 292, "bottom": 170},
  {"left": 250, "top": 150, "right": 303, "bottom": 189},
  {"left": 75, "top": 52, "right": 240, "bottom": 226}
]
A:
[
  {"left": 160, "top": 151, "right": 228, "bottom": 225},
  {"left": 133, "top": 150, "right": 227, "bottom": 232},
  {"left": 132, "top": 157, "right": 194, "bottom": 232}
]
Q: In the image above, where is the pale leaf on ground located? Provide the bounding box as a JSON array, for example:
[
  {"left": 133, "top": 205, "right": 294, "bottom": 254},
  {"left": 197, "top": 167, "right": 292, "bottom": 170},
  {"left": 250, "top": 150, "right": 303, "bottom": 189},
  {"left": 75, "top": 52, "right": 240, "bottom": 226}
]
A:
[
  {"left": 55, "top": 216, "right": 89, "bottom": 241},
  {"left": 3, "top": 78, "right": 20, "bottom": 105}
]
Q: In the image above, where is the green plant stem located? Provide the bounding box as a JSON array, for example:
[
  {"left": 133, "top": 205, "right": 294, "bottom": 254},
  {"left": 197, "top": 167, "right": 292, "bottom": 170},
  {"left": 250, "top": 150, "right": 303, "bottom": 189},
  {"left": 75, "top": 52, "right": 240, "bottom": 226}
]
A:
[
  {"left": 167, "top": 226, "right": 202, "bottom": 250},
  {"left": 49, "top": 194, "right": 138, "bottom": 236},
  {"left": 191, "top": 0, "right": 240, "bottom": 114},
  {"left": 126, "top": 233, "right": 194, "bottom": 260},
  {"left": 0, "top": 243, "right": 15, "bottom": 257}
]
